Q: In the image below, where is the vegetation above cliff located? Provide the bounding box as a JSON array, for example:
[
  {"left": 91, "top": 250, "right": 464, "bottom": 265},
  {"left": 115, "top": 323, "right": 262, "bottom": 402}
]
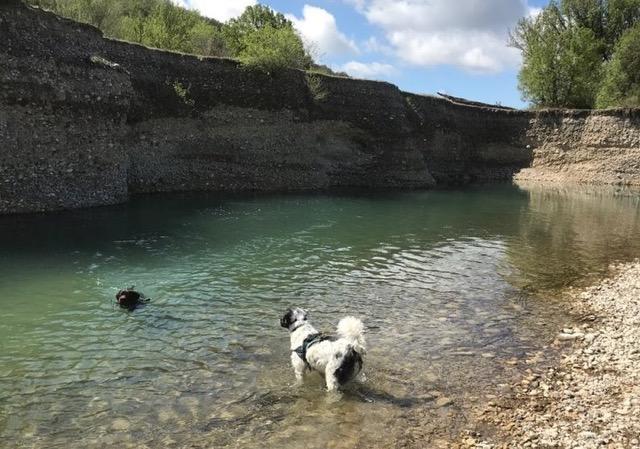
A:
[
  {"left": 511, "top": 0, "right": 640, "bottom": 109},
  {"left": 27, "top": 0, "right": 341, "bottom": 74}
]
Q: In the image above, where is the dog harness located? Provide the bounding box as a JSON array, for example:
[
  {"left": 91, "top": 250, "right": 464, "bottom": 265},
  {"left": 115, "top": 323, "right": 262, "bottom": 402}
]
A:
[{"left": 293, "top": 333, "right": 337, "bottom": 370}]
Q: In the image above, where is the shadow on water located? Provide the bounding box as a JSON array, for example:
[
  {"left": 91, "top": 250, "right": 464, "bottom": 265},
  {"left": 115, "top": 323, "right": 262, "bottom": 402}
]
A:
[
  {"left": 346, "top": 385, "right": 433, "bottom": 408},
  {"left": 0, "top": 188, "right": 529, "bottom": 255},
  {"left": 1, "top": 183, "right": 640, "bottom": 448}
]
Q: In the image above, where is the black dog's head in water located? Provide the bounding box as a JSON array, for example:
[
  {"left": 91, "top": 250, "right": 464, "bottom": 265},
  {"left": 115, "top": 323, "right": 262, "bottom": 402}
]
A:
[{"left": 115, "top": 288, "right": 149, "bottom": 311}]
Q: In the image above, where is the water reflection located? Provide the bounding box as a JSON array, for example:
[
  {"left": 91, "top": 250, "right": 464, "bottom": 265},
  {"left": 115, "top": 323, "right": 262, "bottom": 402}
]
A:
[
  {"left": 0, "top": 184, "right": 639, "bottom": 448},
  {"left": 509, "top": 182, "right": 640, "bottom": 290}
]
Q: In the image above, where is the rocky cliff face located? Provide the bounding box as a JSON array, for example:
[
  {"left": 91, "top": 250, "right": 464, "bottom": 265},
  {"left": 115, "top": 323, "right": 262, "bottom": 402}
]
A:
[
  {"left": 516, "top": 110, "right": 640, "bottom": 186},
  {"left": 1, "top": 1, "right": 639, "bottom": 215}
]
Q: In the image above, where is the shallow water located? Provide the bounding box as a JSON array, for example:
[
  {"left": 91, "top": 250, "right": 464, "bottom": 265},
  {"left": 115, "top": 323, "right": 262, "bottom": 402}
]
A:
[{"left": 1, "top": 183, "right": 640, "bottom": 448}]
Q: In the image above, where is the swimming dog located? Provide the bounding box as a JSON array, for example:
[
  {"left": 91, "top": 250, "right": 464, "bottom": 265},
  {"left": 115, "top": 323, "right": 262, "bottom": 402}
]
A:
[
  {"left": 115, "top": 288, "right": 148, "bottom": 311},
  {"left": 280, "top": 308, "right": 366, "bottom": 391}
]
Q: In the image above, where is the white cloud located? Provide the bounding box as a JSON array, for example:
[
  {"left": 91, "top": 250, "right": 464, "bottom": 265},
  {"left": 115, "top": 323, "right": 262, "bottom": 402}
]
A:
[
  {"left": 363, "top": 36, "right": 394, "bottom": 55},
  {"left": 339, "top": 61, "right": 397, "bottom": 79},
  {"left": 186, "top": 0, "right": 256, "bottom": 22},
  {"left": 171, "top": 0, "right": 188, "bottom": 8},
  {"left": 365, "top": 0, "right": 528, "bottom": 33},
  {"left": 287, "top": 5, "right": 358, "bottom": 61},
  {"left": 528, "top": 6, "right": 543, "bottom": 18},
  {"left": 387, "top": 29, "right": 520, "bottom": 73},
  {"left": 343, "top": 0, "right": 367, "bottom": 9},
  {"left": 345, "top": 0, "right": 534, "bottom": 73}
]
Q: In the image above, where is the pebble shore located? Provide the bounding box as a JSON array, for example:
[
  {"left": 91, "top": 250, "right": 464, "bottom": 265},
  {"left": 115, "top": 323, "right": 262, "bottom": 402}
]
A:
[{"left": 459, "top": 261, "right": 640, "bottom": 449}]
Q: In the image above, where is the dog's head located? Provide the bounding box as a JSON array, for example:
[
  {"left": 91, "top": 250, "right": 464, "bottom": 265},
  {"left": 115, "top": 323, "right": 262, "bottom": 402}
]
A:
[
  {"left": 280, "top": 307, "right": 307, "bottom": 330},
  {"left": 116, "top": 289, "right": 141, "bottom": 310}
]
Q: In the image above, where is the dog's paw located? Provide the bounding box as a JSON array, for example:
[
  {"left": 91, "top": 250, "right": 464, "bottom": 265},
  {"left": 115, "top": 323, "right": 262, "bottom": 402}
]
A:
[{"left": 324, "top": 390, "right": 343, "bottom": 404}]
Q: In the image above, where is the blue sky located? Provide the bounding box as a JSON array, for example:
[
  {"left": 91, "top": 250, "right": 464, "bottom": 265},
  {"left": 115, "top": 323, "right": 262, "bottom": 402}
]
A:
[{"left": 176, "top": 0, "right": 551, "bottom": 108}]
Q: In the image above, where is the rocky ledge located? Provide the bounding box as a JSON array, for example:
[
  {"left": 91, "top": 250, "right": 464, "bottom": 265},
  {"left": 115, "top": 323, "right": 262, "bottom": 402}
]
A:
[{"left": 458, "top": 261, "right": 640, "bottom": 448}]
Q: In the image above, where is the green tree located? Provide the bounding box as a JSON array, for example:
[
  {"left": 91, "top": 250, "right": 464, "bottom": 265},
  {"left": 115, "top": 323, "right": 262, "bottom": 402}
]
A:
[
  {"left": 140, "top": 2, "right": 205, "bottom": 53},
  {"left": 511, "top": 0, "right": 640, "bottom": 108},
  {"left": 26, "top": 0, "right": 313, "bottom": 68},
  {"left": 512, "top": 3, "right": 604, "bottom": 108},
  {"left": 222, "top": 4, "right": 292, "bottom": 54},
  {"left": 597, "top": 23, "right": 640, "bottom": 107},
  {"left": 605, "top": 0, "right": 640, "bottom": 48},
  {"left": 221, "top": 4, "right": 312, "bottom": 69},
  {"left": 558, "top": 0, "right": 640, "bottom": 55},
  {"left": 237, "top": 25, "right": 309, "bottom": 71},
  {"left": 114, "top": 0, "right": 158, "bottom": 43},
  {"left": 27, "top": 0, "right": 227, "bottom": 57},
  {"left": 562, "top": 0, "right": 606, "bottom": 40}
]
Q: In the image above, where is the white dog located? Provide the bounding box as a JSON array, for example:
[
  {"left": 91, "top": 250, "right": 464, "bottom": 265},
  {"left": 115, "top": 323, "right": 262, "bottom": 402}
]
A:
[{"left": 280, "top": 308, "right": 366, "bottom": 391}]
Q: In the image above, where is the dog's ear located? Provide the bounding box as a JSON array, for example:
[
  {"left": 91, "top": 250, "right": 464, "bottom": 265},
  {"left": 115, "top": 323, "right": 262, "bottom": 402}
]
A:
[
  {"left": 280, "top": 309, "right": 293, "bottom": 328},
  {"left": 128, "top": 290, "right": 141, "bottom": 301}
]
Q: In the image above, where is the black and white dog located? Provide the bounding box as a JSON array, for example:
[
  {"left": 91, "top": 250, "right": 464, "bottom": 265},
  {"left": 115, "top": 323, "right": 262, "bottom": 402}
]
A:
[{"left": 280, "top": 308, "right": 366, "bottom": 391}]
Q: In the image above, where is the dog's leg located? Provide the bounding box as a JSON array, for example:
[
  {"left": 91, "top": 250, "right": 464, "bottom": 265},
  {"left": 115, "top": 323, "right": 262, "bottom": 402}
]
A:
[
  {"left": 324, "top": 364, "right": 340, "bottom": 392},
  {"left": 355, "top": 371, "right": 367, "bottom": 383},
  {"left": 325, "top": 373, "right": 339, "bottom": 391},
  {"left": 294, "top": 368, "right": 305, "bottom": 385},
  {"left": 291, "top": 353, "right": 306, "bottom": 385}
]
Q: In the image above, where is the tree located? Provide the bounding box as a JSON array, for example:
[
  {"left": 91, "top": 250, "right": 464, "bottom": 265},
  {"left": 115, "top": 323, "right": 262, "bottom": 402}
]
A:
[
  {"left": 114, "top": 0, "right": 159, "bottom": 43},
  {"left": 512, "top": 3, "right": 604, "bottom": 108},
  {"left": 511, "top": 0, "right": 640, "bottom": 108},
  {"left": 561, "top": 0, "right": 606, "bottom": 38},
  {"left": 597, "top": 23, "right": 640, "bottom": 107},
  {"left": 237, "top": 25, "right": 309, "bottom": 71},
  {"left": 605, "top": 0, "right": 640, "bottom": 49},
  {"left": 140, "top": 2, "right": 206, "bottom": 53},
  {"left": 222, "top": 4, "right": 311, "bottom": 69},
  {"left": 26, "top": 0, "right": 314, "bottom": 68}
]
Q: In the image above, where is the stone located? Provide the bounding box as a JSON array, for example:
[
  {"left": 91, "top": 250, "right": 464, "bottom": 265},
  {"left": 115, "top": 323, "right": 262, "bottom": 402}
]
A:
[
  {"left": 435, "top": 397, "right": 453, "bottom": 408},
  {"left": 111, "top": 418, "right": 130, "bottom": 431}
]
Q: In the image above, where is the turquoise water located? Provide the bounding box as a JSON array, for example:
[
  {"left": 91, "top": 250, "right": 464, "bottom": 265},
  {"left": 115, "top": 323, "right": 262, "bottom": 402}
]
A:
[{"left": 1, "top": 183, "right": 640, "bottom": 448}]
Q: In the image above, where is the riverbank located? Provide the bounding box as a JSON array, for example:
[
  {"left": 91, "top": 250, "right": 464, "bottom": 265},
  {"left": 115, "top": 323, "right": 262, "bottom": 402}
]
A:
[{"left": 457, "top": 261, "right": 640, "bottom": 448}]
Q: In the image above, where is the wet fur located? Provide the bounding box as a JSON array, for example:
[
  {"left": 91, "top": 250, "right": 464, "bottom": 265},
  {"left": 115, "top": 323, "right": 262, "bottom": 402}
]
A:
[
  {"left": 280, "top": 308, "right": 366, "bottom": 391},
  {"left": 115, "top": 289, "right": 147, "bottom": 311}
]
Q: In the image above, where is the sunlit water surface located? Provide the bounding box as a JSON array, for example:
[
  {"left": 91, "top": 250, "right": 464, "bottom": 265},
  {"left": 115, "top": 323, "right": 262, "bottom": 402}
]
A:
[{"left": 1, "top": 183, "right": 640, "bottom": 448}]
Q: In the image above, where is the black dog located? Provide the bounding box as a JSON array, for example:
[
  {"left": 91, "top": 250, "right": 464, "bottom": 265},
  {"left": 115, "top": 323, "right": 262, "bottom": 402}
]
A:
[{"left": 115, "top": 288, "right": 149, "bottom": 311}]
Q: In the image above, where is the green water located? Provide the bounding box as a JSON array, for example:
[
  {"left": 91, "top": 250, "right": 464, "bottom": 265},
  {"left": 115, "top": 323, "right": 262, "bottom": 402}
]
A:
[{"left": 1, "top": 183, "right": 640, "bottom": 448}]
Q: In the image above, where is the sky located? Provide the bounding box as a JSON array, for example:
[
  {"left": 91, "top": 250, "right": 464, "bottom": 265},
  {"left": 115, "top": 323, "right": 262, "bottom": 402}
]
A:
[{"left": 174, "top": 0, "right": 551, "bottom": 108}]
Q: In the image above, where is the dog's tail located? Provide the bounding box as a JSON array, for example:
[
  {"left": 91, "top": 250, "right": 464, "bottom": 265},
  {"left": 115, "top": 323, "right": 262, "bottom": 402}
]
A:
[{"left": 337, "top": 316, "right": 366, "bottom": 353}]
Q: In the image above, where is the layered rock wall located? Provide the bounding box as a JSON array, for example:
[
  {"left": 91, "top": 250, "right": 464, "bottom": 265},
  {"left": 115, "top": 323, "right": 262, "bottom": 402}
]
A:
[
  {"left": 516, "top": 110, "right": 640, "bottom": 185},
  {"left": 2, "top": 1, "right": 639, "bottom": 214}
]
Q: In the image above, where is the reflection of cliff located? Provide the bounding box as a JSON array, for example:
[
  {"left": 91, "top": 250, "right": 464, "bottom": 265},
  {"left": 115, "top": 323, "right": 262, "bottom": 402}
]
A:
[{"left": 506, "top": 182, "right": 640, "bottom": 291}]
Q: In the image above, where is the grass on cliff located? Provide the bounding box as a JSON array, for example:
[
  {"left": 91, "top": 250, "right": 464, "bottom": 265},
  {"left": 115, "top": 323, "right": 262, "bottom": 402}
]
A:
[{"left": 305, "top": 74, "right": 328, "bottom": 102}]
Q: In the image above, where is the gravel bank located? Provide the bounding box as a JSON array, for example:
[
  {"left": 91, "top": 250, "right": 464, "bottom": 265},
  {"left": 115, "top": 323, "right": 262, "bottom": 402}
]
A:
[{"left": 460, "top": 261, "right": 640, "bottom": 449}]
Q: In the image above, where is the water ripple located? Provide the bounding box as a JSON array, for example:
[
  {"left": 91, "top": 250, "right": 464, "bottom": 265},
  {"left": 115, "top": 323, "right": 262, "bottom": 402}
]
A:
[{"left": 1, "top": 185, "right": 640, "bottom": 448}]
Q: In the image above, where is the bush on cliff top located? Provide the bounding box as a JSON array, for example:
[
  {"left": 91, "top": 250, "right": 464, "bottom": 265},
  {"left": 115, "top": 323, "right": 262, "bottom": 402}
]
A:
[
  {"left": 29, "top": 0, "right": 227, "bottom": 56},
  {"left": 237, "top": 25, "right": 310, "bottom": 72},
  {"left": 26, "top": 0, "right": 328, "bottom": 73},
  {"left": 224, "top": 5, "right": 312, "bottom": 71}
]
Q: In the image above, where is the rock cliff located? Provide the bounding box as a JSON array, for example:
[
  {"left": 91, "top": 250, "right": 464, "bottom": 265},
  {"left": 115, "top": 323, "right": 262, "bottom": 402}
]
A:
[
  {"left": 516, "top": 110, "right": 640, "bottom": 185},
  {"left": 1, "top": 1, "right": 639, "bottom": 214}
]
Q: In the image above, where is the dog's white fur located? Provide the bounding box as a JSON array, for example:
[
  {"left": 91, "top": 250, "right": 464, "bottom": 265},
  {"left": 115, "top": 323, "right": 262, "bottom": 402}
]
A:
[{"left": 282, "top": 308, "right": 366, "bottom": 391}]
